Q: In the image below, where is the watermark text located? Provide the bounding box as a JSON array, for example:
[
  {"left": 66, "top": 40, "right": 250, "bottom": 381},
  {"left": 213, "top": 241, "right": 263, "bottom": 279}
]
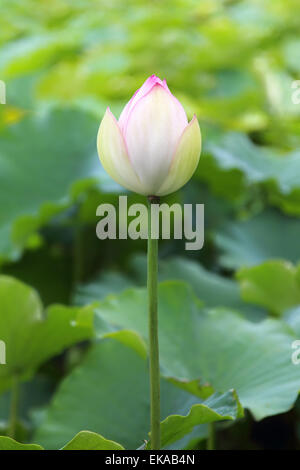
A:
[
  {"left": 291, "top": 340, "right": 300, "bottom": 365},
  {"left": 96, "top": 196, "right": 204, "bottom": 251},
  {"left": 0, "top": 340, "right": 6, "bottom": 364}
]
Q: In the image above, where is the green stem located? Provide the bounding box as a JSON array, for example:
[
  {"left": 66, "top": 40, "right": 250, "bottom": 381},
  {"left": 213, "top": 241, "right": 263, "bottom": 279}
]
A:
[
  {"left": 147, "top": 196, "right": 161, "bottom": 450},
  {"left": 8, "top": 377, "right": 19, "bottom": 439},
  {"left": 207, "top": 422, "right": 215, "bottom": 450}
]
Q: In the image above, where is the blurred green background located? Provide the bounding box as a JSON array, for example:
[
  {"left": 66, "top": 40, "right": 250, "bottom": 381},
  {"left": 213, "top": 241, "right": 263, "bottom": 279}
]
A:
[{"left": 0, "top": 0, "right": 300, "bottom": 450}]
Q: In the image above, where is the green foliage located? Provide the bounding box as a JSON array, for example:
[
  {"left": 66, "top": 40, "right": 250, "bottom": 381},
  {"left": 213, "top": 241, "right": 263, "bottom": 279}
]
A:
[
  {"left": 75, "top": 254, "right": 265, "bottom": 320},
  {"left": 0, "top": 432, "right": 124, "bottom": 450},
  {"left": 0, "top": 109, "right": 107, "bottom": 264},
  {"left": 151, "top": 390, "right": 242, "bottom": 449},
  {"left": 237, "top": 261, "right": 300, "bottom": 316},
  {"left": 94, "top": 282, "right": 300, "bottom": 420},
  {"left": 34, "top": 336, "right": 241, "bottom": 450},
  {"left": 201, "top": 133, "right": 300, "bottom": 206},
  {"left": 0, "top": 436, "right": 43, "bottom": 450},
  {"left": 61, "top": 431, "right": 124, "bottom": 450},
  {"left": 0, "top": 275, "right": 94, "bottom": 392},
  {"left": 215, "top": 210, "right": 300, "bottom": 269}
]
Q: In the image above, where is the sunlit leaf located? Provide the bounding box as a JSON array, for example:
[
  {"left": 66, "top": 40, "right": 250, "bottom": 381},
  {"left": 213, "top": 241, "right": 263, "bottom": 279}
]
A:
[
  {"left": 0, "top": 436, "right": 43, "bottom": 450},
  {"left": 61, "top": 431, "right": 124, "bottom": 450},
  {"left": 0, "top": 275, "right": 94, "bottom": 392},
  {"left": 237, "top": 260, "right": 300, "bottom": 316}
]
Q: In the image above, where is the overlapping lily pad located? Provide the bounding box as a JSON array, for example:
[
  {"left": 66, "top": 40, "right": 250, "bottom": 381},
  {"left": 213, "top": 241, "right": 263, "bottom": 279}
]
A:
[
  {"left": 34, "top": 336, "right": 241, "bottom": 449},
  {"left": 150, "top": 390, "right": 242, "bottom": 449},
  {"left": 93, "top": 281, "right": 300, "bottom": 420},
  {"left": 75, "top": 255, "right": 264, "bottom": 320}
]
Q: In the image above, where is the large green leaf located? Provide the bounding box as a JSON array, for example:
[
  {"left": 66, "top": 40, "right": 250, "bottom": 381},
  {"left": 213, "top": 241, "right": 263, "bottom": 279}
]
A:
[
  {"left": 0, "top": 436, "right": 43, "bottom": 450},
  {"left": 130, "top": 255, "right": 264, "bottom": 319},
  {"left": 0, "top": 432, "right": 124, "bottom": 450},
  {"left": 202, "top": 132, "right": 300, "bottom": 202},
  {"left": 34, "top": 336, "right": 241, "bottom": 450},
  {"left": 75, "top": 271, "right": 134, "bottom": 305},
  {"left": 237, "top": 260, "right": 300, "bottom": 316},
  {"left": 61, "top": 431, "right": 124, "bottom": 450},
  {"left": 150, "top": 390, "right": 242, "bottom": 449},
  {"left": 75, "top": 255, "right": 264, "bottom": 321},
  {"left": 0, "top": 108, "right": 108, "bottom": 263},
  {"left": 215, "top": 210, "right": 300, "bottom": 269},
  {"left": 94, "top": 281, "right": 300, "bottom": 420},
  {"left": 0, "top": 275, "right": 94, "bottom": 392}
]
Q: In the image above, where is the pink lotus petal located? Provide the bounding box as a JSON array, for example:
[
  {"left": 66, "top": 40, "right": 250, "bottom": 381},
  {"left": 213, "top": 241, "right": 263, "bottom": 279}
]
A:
[
  {"left": 123, "top": 82, "right": 188, "bottom": 194},
  {"left": 119, "top": 75, "right": 170, "bottom": 133}
]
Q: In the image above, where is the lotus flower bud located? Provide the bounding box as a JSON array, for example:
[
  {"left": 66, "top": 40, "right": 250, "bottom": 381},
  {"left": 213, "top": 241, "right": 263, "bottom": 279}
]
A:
[{"left": 97, "top": 75, "right": 201, "bottom": 196}]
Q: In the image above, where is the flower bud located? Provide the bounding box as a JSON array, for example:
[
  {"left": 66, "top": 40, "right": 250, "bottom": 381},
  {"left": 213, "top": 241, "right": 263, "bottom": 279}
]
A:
[{"left": 97, "top": 75, "right": 201, "bottom": 196}]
